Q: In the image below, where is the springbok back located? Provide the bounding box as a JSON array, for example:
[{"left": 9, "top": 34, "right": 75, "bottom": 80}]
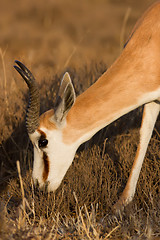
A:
[{"left": 14, "top": 2, "right": 160, "bottom": 212}]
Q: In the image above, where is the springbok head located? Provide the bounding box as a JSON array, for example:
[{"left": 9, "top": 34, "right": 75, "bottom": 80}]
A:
[{"left": 14, "top": 61, "right": 77, "bottom": 191}]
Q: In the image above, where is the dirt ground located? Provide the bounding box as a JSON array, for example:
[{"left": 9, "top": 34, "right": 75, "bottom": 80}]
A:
[{"left": 0, "top": 0, "right": 159, "bottom": 239}]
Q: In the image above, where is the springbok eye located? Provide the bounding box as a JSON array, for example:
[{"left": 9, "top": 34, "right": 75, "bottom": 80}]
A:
[{"left": 38, "top": 138, "right": 48, "bottom": 148}]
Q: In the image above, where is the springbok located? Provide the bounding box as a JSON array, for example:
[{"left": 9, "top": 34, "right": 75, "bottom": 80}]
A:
[{"left": 14, "top": 2, "right": 160, "bottom": 212}]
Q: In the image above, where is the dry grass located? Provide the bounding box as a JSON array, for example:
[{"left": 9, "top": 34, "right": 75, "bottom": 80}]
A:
[
  {"left": 0, "top": 63, "right": 160, "bottom": 239},
  {"left": 0, "top": 0, "right": 160, "bottom": 239}
]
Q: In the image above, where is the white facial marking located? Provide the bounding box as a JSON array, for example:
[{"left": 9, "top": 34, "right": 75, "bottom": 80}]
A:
[{"left": 31, "top": 127, "right": 77, "bottom": 192}]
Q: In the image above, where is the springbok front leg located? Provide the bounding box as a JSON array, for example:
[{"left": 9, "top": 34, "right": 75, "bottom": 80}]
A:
[{"left": 114, "top": 101, "right": 160, "bottom": 213}]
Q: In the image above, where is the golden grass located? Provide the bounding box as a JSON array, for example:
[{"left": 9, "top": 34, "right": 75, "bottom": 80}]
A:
[
  {"left": 0, "top": 0, "right": 159, "bottom": 238},
  {"left": 0, "top": 63, "right": 160, "bottom": 239}
]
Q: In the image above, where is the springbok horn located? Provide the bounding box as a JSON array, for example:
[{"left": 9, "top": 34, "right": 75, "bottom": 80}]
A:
[{"left": 14, "top": 60, "right": 40, "bottom": 134}]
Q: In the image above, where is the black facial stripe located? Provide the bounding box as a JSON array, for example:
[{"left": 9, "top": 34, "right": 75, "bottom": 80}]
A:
[
  {"left": 42, "top": 152, "right": 49, "bottom": 181},
  {"left": 37, "top": 129, "right": 47, "bottom": 139}
]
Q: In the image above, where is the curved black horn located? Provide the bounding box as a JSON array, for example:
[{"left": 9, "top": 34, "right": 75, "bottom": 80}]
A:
[{"left": 14, "top": 60, "right": 40, "bottom": 134}]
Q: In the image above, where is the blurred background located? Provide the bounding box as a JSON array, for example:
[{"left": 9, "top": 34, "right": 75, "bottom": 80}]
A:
[
  {"left": 0, "top": 0, "right": 156, "bottom": 71},
  {"left": 0, "top": 0, "right": 156, "bottom": 143}
]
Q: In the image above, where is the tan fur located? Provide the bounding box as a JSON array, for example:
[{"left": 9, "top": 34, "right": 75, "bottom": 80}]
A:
[
  {"left": 30, "top": 2, "right": 160, "bottom": 209},
  {"left": 38, "top": 2, "right": 160, "bottom": 141},
  {"left": 125, "top": 1, "right": 160, "bottom": 45},
  {"left": 39, "top": 109, "right": 57, "bottom": 130},
  {"left": 62, "top": 2, "right": 160, "bottom": 143}
]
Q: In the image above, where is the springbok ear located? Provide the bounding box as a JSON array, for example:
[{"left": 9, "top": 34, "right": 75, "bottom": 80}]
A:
[{"left": 54, "top": 72, "right": 76, "bottom": 124}]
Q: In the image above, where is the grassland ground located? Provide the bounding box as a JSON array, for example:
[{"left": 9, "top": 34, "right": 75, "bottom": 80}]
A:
[{"left": 0, "top": 0, "right": 159, "bottom": 239}]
